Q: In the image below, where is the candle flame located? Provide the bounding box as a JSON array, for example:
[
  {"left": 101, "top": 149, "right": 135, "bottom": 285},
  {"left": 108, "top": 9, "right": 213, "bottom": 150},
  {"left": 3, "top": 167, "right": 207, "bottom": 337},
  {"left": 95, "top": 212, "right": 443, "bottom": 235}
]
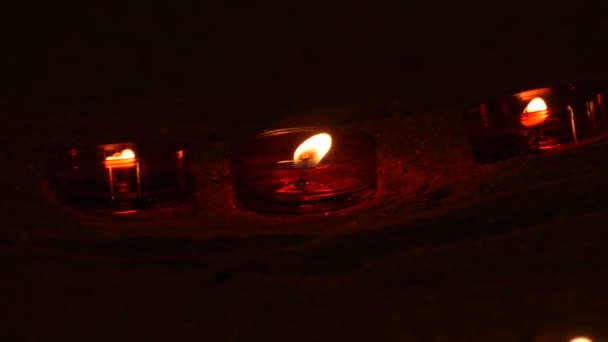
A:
[
  {"left": 526, "top": 97, "right": 548, "bottom": 112},
  {"left": 293, "top": 133, "right": 332, "bottom": 167},
  {"left": 105, "top": 149, "right": 136, "bottom": 168},
  {"left": 521, "top": 97, "right": 549, "bottom": 127},
  {"left": 570, "top": 337, "right": 592, "bottom": 342}
]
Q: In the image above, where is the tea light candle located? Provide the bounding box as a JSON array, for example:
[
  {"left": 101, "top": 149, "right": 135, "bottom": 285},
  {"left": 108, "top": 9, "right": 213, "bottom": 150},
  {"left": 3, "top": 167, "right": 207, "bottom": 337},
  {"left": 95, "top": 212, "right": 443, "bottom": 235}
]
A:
[
  {"left": 47, "top": 139, "right": 193, "bottom": 214},
  {"left": 101, "top": 144, "right": 142, "bottom": 204},
  {"left": 521, "top": 96, "right": 550, "bottom": 127},
  {"left": 464, "top": 81, "right": 608, "bottom": 163},
  {"left": 231, "top": 127, "right": 377, "bottom": 214}
]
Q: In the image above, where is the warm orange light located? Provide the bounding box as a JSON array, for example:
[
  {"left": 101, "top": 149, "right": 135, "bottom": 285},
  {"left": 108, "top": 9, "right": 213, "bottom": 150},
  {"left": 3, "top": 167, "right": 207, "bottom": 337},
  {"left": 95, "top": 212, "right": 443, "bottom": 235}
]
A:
[
  {"left": 293, "top": 133, "right": 332, "bottom": 167},
  {"left": 104, "top": 149, "right": 136, "bottom": 168},
  {"left": 526, "top": 97, "right": 548, "bottom": 112},
  {"left": 521, "top": 97, "right": 549, "bottom": 127},
  {"left": 570, "top": 337, "right": 592, "bottom": 342}
]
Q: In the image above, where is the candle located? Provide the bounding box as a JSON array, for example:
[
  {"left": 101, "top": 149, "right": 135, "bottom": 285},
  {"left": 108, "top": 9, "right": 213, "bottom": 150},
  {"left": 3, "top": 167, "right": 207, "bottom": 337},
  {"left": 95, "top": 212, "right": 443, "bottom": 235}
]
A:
[
  {"left": 521, "top": 96, "right": 549, "bottom": 127},
  {"left": 464, "top": 81, "right": 608, "bottom": 163},
  {"left": 231, "top": 127, "right": 377, "bottom": 214},
  {"left": 101, "top": 144, "right": 142, "bottom": 205},
  {"left": 47, "top": 139, "right": 193, "bottom": 214}
]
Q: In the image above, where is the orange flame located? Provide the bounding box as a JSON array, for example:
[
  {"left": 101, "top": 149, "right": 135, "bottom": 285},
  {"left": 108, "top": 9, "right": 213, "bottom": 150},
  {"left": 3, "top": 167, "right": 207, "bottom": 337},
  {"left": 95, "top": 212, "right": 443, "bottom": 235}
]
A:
[
  {"left": 569, "top": 337, "right": 593, "bottom": 342},
  {"left": 521, "top": 97, "right": 549, "bottom": 127},
  {"left": 104, "top": 149, "right": 136, "bottom": 168},
  {"left": 293, "top": 133, "right": 332, "bottom": 167}
]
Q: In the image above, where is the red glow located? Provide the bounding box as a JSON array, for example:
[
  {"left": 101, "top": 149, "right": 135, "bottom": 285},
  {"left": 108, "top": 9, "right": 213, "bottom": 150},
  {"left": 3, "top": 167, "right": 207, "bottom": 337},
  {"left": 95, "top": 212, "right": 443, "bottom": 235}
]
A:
[
  {"left": 480, "top": 103, "right": 489, "bottom": 127},
  {"left": 521, "top": 97, "right": 549, "bottom": 127},
  {"left": 104, "top": 149, "right": 136, "bottom": 168},
  {"left": 113, "top": 209, "right": 138, "bottom": 215},
  {"left": 105, "top": 160, "right": 136, "bottom": 168},
  {"left": 569, "top": 337, "right": 593, "bottom": 342}
]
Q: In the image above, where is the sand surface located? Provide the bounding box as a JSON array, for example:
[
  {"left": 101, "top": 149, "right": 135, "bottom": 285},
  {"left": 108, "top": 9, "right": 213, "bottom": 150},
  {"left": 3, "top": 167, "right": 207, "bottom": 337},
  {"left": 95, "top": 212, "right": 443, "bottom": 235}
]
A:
[{"left": 4, "top": 97, "right": 608, "bottom": 340}]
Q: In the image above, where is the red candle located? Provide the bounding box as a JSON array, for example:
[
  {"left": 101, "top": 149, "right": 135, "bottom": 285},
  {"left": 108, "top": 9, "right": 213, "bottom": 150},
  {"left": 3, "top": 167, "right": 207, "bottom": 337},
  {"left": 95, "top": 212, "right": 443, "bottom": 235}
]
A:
[{"left": 101, "top": 146, "right": 142, "bottom": 204}]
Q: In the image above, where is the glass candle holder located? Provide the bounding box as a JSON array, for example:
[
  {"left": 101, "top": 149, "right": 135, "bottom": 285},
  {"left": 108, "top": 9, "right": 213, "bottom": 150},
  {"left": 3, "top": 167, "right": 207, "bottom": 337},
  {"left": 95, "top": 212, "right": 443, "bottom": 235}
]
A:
[
  {"left": 464, "top": 81, "right": 608, "bottom": 163},
  {"left": 47, "top": 139, "right": 193, "bottom": 214},
  {"left": 231, "top": 127, "right": 377, "bottom": 214}
]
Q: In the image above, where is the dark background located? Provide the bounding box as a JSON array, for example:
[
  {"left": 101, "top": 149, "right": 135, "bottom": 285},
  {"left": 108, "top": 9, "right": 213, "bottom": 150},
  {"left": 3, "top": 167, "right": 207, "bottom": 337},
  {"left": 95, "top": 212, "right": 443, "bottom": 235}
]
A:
[
  {"left": 5, "top": 3, "right": 608, "bottom": 118},
  {"left": 5, "top": 4, "right": 608, "bottom": 341}
]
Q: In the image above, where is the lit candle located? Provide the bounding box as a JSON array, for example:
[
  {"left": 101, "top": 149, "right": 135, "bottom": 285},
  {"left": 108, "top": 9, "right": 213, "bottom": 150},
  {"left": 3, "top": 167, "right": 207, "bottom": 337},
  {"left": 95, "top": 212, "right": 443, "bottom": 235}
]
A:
[
  {"left": 104, "top": 148, "right": 137, "bottom": 168},
  {"left": 275, "top": 132, "right": 333, "bottom": 190},
  {"left": 46, "top": 140, "right": 193, "bottom": 214},
  {"left": 464, "top": 82, "right": 608, "bottom": 163},
  {"left": 521, "top": 96, "right": 549, "bottom": 127},
  {"left": 292, "top": 132, "right": 332, "bottom": 168},
  {"left": 231, "top": 127, "right": 377, "bottom": 214}
]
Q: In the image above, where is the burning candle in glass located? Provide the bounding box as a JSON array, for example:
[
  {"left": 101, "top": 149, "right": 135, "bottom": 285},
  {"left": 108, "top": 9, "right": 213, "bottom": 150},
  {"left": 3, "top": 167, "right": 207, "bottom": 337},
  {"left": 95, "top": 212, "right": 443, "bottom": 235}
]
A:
[
  {"left": 231, "top": 127, "right": 377, "bottom": 214},
  {"left": 46, "top": 140, "right": 193, "bottom": 213},
  {"left": 516, "top": 87, "right": 581, "bottom": 149},
  {"left": 277, "top": 132, "right": 332, "bottom": 189},
  {"left": 102, "top": 146, "right": 142, "bottom": 204},
  {"left": 521, "top": 96, "right": 549, "bottom": 127},
  {"left": 464, "top": 82, "right": 608, "bottom": 163}
]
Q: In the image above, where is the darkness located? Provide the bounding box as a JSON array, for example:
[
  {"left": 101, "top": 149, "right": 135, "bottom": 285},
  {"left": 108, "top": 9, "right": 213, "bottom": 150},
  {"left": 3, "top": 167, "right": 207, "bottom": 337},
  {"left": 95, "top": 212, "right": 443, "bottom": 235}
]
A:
[
  {"left": 6, "top": 4, "right": 608, "bottom": 116},
  {"left": 6, "top": 3, "right": 608, "bottom": 341}
]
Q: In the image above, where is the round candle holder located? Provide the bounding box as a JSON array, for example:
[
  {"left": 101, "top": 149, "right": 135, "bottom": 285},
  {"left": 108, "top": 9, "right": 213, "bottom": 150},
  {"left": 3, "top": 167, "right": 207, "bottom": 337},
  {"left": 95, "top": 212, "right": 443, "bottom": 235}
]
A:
[
  {"left": 46, "top": 138, "right": 194, "bottom": 214},
  {"left": 464, "top": 81, "right": 608, "bottom": 163},
  {"left": 231, "top": 127, "right": 377, "bottom": 214}
]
